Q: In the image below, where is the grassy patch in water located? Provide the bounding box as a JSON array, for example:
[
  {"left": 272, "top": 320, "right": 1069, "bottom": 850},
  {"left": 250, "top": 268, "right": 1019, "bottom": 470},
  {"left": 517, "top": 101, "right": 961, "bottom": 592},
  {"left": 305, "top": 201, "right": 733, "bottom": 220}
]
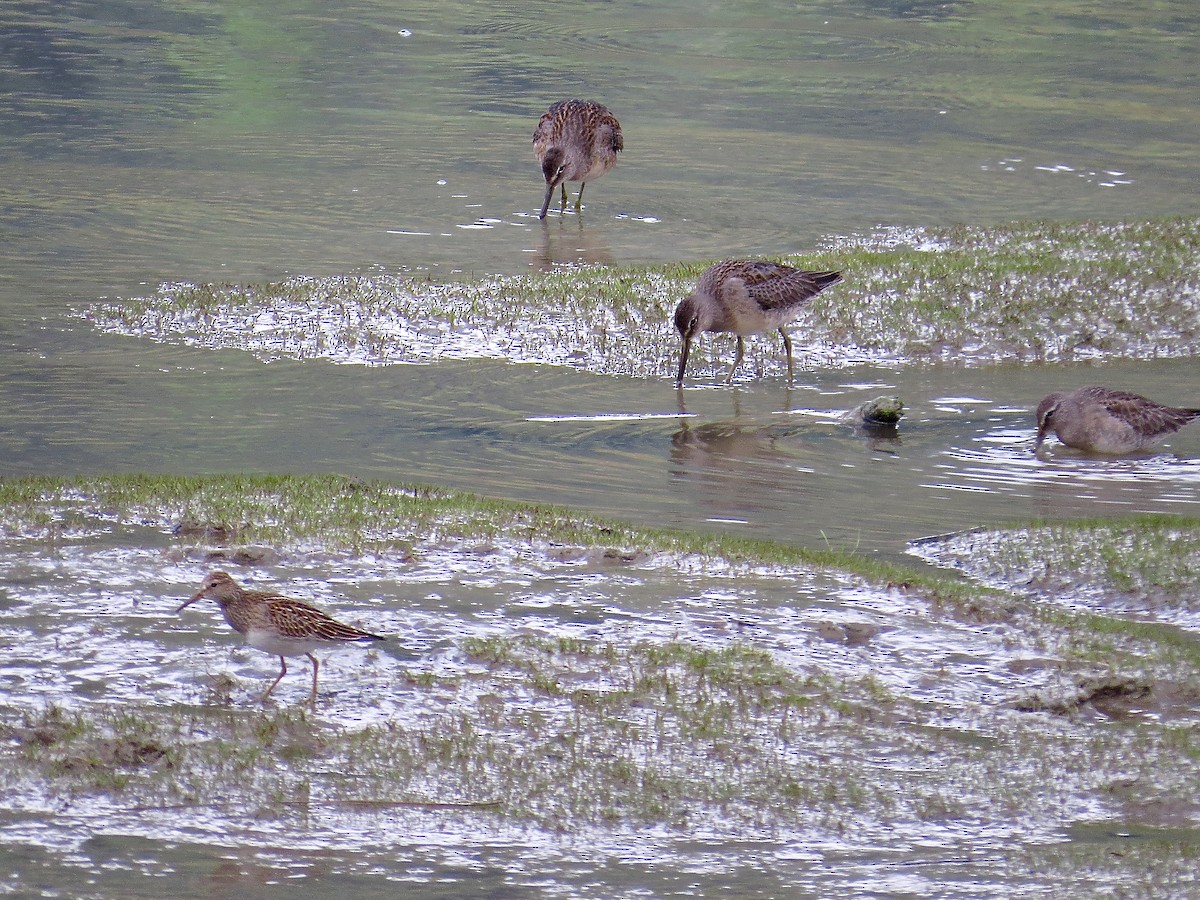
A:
[
  {"left": 912, "top": 514, "right": 1200, "bottom": 608},
  {"left": 3, "top": 630, "right": 1197, "bottom": 837},
  {"left": 911, "top": 514, "right": 1200, "bottom": 667},
  {"left": 4, "top": 473, "right": 1192, "bottom": 654},
  {"left": 0, "top": 472, "right": 994, "bottom": 612},
  {"left": 7, "top": 704, "right": 180, "bottom": 792},
  {"left": 83, "top": 217, "right": 1200, "bottom": 377},
  {"left": 15, "top": 471, "right": 1198, "bottom": 667},
  {"left": 824, "top": 219, "right": 1200, "bottom": 364},
  {"left": 2, "top": 641, "right": 881, "bottom": 824},
  {"left": 1, "top": 476, "right": 1199, "bottom": 849}
]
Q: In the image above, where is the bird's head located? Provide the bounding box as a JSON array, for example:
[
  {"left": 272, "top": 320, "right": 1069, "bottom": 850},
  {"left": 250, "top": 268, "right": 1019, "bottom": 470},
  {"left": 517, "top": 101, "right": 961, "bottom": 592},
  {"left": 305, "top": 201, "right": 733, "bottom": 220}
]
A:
[
  {"left": 538, "top": 147, "right": 570, "bottom": 218},
  {"left": 540, "top": 146, "right": 567, "bottom": 187},
  {"left": 674, "top": 295, "right": 703, "bottom": 340},
  {"left": 176, "top": 570, "right": 239, "bottom": 612},
  {"left": 1034, "top": 393, "right": 1065, "bottom": 453},
  {"left": 674, "top": 295, "right": 708, "bottom": 384}
]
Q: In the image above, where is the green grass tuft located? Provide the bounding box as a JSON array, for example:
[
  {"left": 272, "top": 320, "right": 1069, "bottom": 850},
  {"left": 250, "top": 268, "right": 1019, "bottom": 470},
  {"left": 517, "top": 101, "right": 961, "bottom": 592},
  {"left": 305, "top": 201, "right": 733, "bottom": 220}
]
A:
[{"left": 83, "top": 217, "right": 1200, "bottom": 377}]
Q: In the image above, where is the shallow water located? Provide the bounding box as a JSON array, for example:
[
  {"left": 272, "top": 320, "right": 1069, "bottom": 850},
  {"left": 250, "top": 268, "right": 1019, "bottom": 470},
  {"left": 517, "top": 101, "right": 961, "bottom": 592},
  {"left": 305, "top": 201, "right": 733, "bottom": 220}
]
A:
[
  {"left": 2, "top": 0, "right": 1199, "bottom": 895},
  {"left": 3, "top": 333, "right": 1197, "bottom": 562},
  {"left": 4, "top": 521, "right": 1194, "bottom": 898}
]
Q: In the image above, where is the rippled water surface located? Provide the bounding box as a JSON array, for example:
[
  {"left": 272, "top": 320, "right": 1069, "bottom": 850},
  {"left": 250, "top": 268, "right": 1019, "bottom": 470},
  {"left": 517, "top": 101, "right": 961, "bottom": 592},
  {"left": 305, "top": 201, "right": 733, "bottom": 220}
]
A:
[
  {"left": 5, "top": 517, "right": 1196, "bottom": 898},
  {"left": 2, "top": 0, "right": 1199, "bottom": 895}
]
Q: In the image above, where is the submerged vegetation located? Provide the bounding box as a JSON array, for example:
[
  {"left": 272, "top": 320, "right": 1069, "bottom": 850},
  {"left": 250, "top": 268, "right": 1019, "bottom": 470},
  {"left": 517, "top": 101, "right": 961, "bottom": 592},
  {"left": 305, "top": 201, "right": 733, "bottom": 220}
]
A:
[
  {"left": 912, "top": 514, "right": 1200, "bottom": 626},
  {"left": 1, "top": 474, "right": 1199, "bottom": 892},
  {"left": 5, "top": 640, "right": 910, "bottom": 828},
  {"left": 0, "top": 472, "right": 988, "bottom": 607},
  {"left": 83, "top": 217, "right": 1200, "bottom": 378},
  {"left": 4, "top": 625, "right": 1200, "bottom": 831},
  {"left": 3, "top": 614, "right": 1198, "bottom": 841},
  {"left": 15, "top": 207, "right": 1200, "bottom": 879}
]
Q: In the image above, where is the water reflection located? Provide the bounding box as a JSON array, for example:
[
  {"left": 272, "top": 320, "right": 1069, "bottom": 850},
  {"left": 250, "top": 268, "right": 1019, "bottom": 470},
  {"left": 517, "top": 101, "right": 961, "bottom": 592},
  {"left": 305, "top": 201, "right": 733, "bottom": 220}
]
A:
[
  {"left": 668, "top": 388, "right": 908, "bottom": 524},
  {"left": 669, "top": 413, "right": 814, "bottom": 522},
  {"left": 853, "top": 0, "right": 972, "bottom": 21},
  {"left": 0, "top": 4, "right": 214, "bottom": 153},
  {"left": 851, "top": 419, "right": 903, "bottom": 453},
  {"left": 532, "top": 217, "right": 616, "bottom": 269},
  {"left": 2, "top": 0, "right": 1200, "bottom": 891},
  {"left": 938, "top": 423, "right": 1200, "bottom": 519},
  {"left": 1028, "top": 453, "right": 1200, "bottom": 518}
]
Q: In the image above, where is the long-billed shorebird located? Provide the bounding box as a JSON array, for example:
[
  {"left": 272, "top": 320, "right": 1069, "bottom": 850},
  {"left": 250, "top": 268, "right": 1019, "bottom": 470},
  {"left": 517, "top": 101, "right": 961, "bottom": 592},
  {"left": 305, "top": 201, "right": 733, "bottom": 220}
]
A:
[
  {"left": 674, "top": 259, "right": 843, "bottom": 384},
  {"left": 533, "top": 99, "right": 623, "bottom": 219},
  {"left": 1034, "top": 385, "right": 1200, "bottom": 454},
  {"left": 177, "top": 570, "right": 385, "bottom": 709}
]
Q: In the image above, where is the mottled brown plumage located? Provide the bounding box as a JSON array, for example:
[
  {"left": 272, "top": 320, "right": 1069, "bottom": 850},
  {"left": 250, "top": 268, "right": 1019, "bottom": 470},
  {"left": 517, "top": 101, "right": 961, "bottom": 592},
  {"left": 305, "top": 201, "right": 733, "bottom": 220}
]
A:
[
  {"left": 1035, "top": 385, "right": 1200, "bottom": 454},
  {"left": 177, "top": 570, "right": 385, "bottom": 708},
  {"left": 674, "top": 259, "right": 843, "bottom": 384},
  {"left": 533, "top": 99, "right": 623, "bottom": 219}
]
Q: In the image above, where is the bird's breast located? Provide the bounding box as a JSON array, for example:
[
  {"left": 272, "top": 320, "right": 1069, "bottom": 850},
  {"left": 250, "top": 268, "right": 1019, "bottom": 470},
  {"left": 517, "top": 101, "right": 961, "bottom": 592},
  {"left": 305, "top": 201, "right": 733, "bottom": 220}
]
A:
[
  {"left": 244, "top": 627, "right": 324, "bottom": 658},
  {"left": 573, "top": 154, "right": 616, "bottom": 183}
]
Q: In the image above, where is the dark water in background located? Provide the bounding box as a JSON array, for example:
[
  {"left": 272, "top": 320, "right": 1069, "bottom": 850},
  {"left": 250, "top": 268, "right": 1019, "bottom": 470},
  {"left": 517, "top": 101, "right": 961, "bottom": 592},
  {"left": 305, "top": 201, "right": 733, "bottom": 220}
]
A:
[
  {"left": 1, "top": 1, "right": 1199, "bottom": 894},
  {"left": 1, "top": 0, "right": 1197, "bottom": 556},
  {"left": 4, "top": 0, "right": 1197, "bottom": 293}
]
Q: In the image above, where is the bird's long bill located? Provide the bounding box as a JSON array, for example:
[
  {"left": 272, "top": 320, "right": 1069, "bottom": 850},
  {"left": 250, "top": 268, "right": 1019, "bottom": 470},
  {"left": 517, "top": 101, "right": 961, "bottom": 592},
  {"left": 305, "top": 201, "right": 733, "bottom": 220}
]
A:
[
  {"left": 1033, "top": 423, "right": 1049, "bottom": 454},
  {"left": 675, "top": 334, "right": 692, "bottom": 384},
  {"left": 175, "top": 589, "right": 205, "bottom": 614},
  {"left": 539, "top": 181, "right": 556, "bottom": 219},
  {"left": 1033, "top": 408, "right": 1058, "bottom": 452}
]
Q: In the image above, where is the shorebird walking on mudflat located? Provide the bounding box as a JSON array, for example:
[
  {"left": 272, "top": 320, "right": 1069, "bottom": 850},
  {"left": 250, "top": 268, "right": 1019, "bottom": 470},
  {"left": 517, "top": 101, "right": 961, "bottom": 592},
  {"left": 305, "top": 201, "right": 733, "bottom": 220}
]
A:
[
  {"left": 674, "top": 259, "right": 843, "bottom": 384},
  {"left": 1034, "top": 385, "right": 1200, "bottom": 454},
  {"left": 177, "top": 570, "right": 385, "bottom": 709},
  {"left": 533, "top": 99, "right": 623, "bottom": 219}
]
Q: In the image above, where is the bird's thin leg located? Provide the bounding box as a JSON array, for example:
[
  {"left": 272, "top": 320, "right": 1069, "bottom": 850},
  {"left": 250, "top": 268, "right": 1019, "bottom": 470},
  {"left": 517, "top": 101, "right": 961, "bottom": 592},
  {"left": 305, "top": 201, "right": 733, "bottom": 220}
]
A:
[
  {"left": 575, "top": 181, "right": 587, "bottom": 211},
  {"left": 779, "top": 328, "right": 794, "bottom": 384},
  {"left": 559, "top": 183, "right": 568, "bottom": 212},
  {"left": 306, "top": 652, "right": 320, "bottom": 709},
  {"left": 263, "top": 657, "right": 287, "bottom": 701},
  {"left": 726, "top": 336, "right": 745, "bottom": 383}
]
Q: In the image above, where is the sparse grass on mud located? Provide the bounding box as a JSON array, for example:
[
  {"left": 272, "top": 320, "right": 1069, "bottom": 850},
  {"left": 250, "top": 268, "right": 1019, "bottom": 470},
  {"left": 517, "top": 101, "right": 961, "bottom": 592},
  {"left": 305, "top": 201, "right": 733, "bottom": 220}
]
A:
[
  {"left": 0, "top": 472, "right": 986, "bottom": 609},
  {"left": 4, "top": 640, "right": 894, "bottom": 827},
  {"left": 912, "top": 514, "right": 1200, "bottom": 674},
  {"left": 912, "top": 514, "right": 1200, "bottom": 616},
  {"left": 3, "top": 630, "right": 1198, "bottom": 837},
  {"left": 83, "top": 217, "right": 1200, "bottom": 377},
  {"left": 1, "top": 475, "right": 1199, "bottom": 870}
]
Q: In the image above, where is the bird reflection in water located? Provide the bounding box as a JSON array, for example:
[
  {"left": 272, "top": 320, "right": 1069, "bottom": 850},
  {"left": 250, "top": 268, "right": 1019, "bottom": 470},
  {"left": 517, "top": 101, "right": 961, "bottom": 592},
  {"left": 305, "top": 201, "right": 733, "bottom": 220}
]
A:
[
  {"left": 531, "top": 214, "right": 615, "bottom": 270},
  {"left": 668, "top": 391, "right": 904, "bottom": 520}
]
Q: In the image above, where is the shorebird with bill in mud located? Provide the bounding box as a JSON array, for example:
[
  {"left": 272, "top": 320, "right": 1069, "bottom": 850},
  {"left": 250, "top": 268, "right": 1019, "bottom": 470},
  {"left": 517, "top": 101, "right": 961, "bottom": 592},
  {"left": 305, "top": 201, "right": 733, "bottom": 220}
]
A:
[
  {"left": 177, "top": 570, "right": 385, "bottom": 709},
  {"left": 1034, "top": 385, "right": 1200, "bottom": 454},
  {"left": 533, "top": 99, "right": 623, "bottom": 219},
  {"left": 674, "top": 259, "right": 843, "bottom": 384}
]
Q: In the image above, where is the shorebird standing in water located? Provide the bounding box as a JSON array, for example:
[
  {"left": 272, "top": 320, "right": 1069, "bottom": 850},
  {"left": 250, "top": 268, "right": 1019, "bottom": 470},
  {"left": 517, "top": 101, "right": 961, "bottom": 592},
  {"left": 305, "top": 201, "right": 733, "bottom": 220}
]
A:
[
  {"left": 674, "top": 259, "right": 843, "bottom": 384},
  {"left": 533, "top": 99, "right": 623, "bottom": 219},
  {"left": 1034, "top": 385, "right": 1200, "bottom": 454},
  {"left": 177, "top": 570, "right": 385, "bottom": 709}
]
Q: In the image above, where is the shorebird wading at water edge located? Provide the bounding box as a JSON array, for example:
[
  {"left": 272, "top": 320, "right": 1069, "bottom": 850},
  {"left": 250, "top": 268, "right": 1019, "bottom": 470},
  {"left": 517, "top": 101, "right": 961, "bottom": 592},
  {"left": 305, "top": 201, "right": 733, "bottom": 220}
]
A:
[
  {"left": 1034, "top": 385, "right": 1200, "bottom": 454},
  {"left": 533, "top": 99, "right": 623, "bottom": 219},
  {"left": 177, "top": 570, "right": 385, "bottom": 709},
  {"left": 674, "top": 259, "right": 843, "bottom": 384}
]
